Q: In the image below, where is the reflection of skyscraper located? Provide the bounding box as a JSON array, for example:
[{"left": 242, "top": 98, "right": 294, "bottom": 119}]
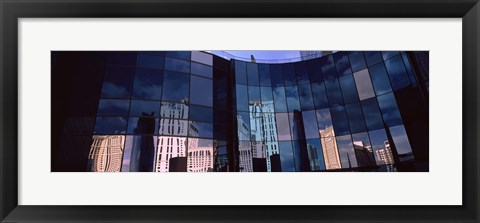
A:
[
  {"left": 319, "top": 126, "right": 341, "bottom": 170},
  {"left": 353, "top": 141, "right": 376, "bottom": 167},
  {"left": 292, "top": 110, "right": 311, "bottom": 172},
  {"left": 307, "top": 144, "right": 321, "bottom": 171},
  {"left": 377, "top": 140, "right": 395, "bottom": 165},
  {"left": 187, "top": 139, "right": 214, "bottom": 172},
  {"left": 129, "top": 113, "right": 156, "bottom": 172},
  {"left": 88, "top": 135, "right": 125, "bottom": 172}
]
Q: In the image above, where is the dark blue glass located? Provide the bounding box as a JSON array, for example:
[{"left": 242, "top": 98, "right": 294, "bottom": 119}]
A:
[
  {"left": 336, "top": 135, "right": 358, "bottom": 168},
  {"left": 162, "top": 71, "right": 189, "bottom": 103},
  {"left": 100, "top": 67, "right": 134, "bottom": 98},
  {"left": 270, "top": 64, "right": 284, "bottom": 87},
  {"left": 191, "top": 62, "right": 213, "bottom": 78},
  {"left": 384, "top": 55, "right": 410, "bottom": 91},
  {"left": 258, "top": 64, "right": 272, "bottom": 86},
  {"left": 279, "top": 141, "right": 296, "bottom": 172},
  {"left": 165, "top": 51, "right": 190, "bottom": 60},
  {"left": 189, "top": 105, "right": 213, "bottom": 123},
  {"left": 334, "top": 52, "right": 352, "bottom": 76},
  {"left": 321, "top": 55, "right": 337, "bottom": 79},
  {"left": 345, "top": 102, "right": 367, "bottom": 133},
  {"left": 361, "top": 98, "right": 384, "bottom": 131},
  {"left": 364, "top": 51, "right": 383, "bottom": 67},
  {"left": 248, "top": 85, "right": 261, "bottom": 102},
  {"left": 401, "top": 52, "right": 417, "bottom": 87},
  {"left": 297, "top": 84, "right": 315, "bottom": 110},
  {"left": 295, "top": 62, "right": 309, "bottom": 84},
  {"left": 285, "top": 86, "right": 301, "bottom": 112},
  {"left": 190, "top": 121, "right": 213, "bottom": 138},
  {"left": 190, "top": 75, "right": 212, "bottom": 106},
  {"left": 306, "top": 138, "right": 326, "bottom": 170},
  {"left": 97, "top": 99, "right": 130, "bottom": 116},
  {"left": 330, "top": 105, "right": 350, "bottom": 136},
  {"left": 316, "top": 108, "right": 333, "bottom": 131},
  {"left": 339, "top": 75, "right": 359, "bottom": 104},
  {"left": 377, "top": 92, "right": 403, "bottom": 127},
  {"left": 351, "top": 132, "right": 376, "bottom": 168},
  {"left": 348, "top": 51, "right": 367, "bottom": 72},
  {"left": 369, "top": 63, "right": 392, "bottom": 95},
  {"left": 276, "top": 113, "right": 291, "bottom": 141},
  {"left": 325, "top": 78, "right": 344, "bottom": 107},
  {"left": 94, "top": 117, "right": 127, "bottom": 134},
  {"left": 132, "top": 68, "right": 163, "bottom": 100},
  {"left": 260, "top": 87, "right": 274, "bottom": 103},
  {"left": 235, "top": 84, "right": 249, "bottom": 111},
  {"left": 237, "top": 112, "right": 250, "bottom": 141},
  {"left": 273, "top": 86, "right": 287, "bottom": 112},
  {"left": 129, "top": 100, "right": 160, "bottom": 117},
  {"left": 289, "top": 112, "right": 304, "bottom": 140},
  {"left": 389, "top": 125, "right": 414, "bottom": 161},
  {"left": 247, "top": 63, "right": 259, "bottom": 86},
  {"left": 127, "top": 117, "right": 158, "bottom": 134},
  {"left": 164, "top": 57, "right": 190, "bottom": 73},
  {"left": 137, "top": 54, "right": 164, "bottom": 69},
  {"left": 282, "top": 64, "right": 296, "bottom": 86},
  {"left": 235, "top": 61, "right": 247, "bottom": 85},
  {"left": 381, "top": 51, "right": 399, "bottom": 60},
  {"left": 311, "top": 82, "right": 329, "bottom": 108},
  {"left": 307, "top": 58, "right": 324, "bottom": 83},
  {"left": 302, "top": 110, "right": 319, "bottom": 139},
  {"left": 367, "top": 129, "right": 390, "bottom": 165}
]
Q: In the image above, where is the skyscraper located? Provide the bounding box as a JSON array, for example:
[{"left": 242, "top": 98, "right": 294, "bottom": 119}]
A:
[
  {"left": 353, "top": 141, "right": 376, "bottom": 167},
  {"left": 88, "top": 135, "right": 125, "bottom": 172},
  {"left": 376, "top": 140, "right": 395, "bottom": 165},
  {"left": 320, "top": 126, "right": 341, "bottom": 170}
]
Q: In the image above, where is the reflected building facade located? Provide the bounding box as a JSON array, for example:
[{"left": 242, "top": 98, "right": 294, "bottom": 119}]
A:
[{"left": 52, "top": 51, "right": 429, "bottom": 172}]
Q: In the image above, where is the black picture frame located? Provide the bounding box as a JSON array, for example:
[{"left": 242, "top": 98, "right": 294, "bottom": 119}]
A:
[{"left": 1, "top": 0, "right": 479, "bottom": 222}]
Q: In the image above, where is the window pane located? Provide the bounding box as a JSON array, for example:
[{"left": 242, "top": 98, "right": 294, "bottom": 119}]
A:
[
  {"left": 336, "top": 135, "right": 358, "bottom": 168},
  {"left": 320, "top": 126, "right": 341, "bottom": 170},
  {"left": 123, "top": 135, "right": 156, "bottom": 172},
  {"left": 160, "top": 102, "right": 189, "bottom": 119},
  {"left": 137, "top": 53, "right": 164, "bottom": 69},
  {"left": 187, "top": 138, "right": 214, "bottom": 172},
  {"left": 289, "top": 112, "right": 305, "bottom": 140},
  {"left": 127, "top": 116, "right": 158, "bottom": 135},
  {"left": 295, "top": 62, "right": 309, "bottom": 84},
  {"left": 276, "top": 113, "right": 291, "bottom": 141},
  {"left": 94, "top": 117, "right": 127, "bottom": 134},
  {"left": 281, "top": 64, "right": 296, "bottom": 86},
  {"left": 353, "top": 69, "right": 375, "bottom": 100},
  {"left": 361, "top": 98, "right": 384, "bottom": 131},
  {"left": 390, "top": 125, "right": 415, "bottom": 161},
  {"left": 377, "top": 92, "right": 403, "bottom": 127},
  {"left": 306, "top": 138, "right": 326, "bottom": 170},
  {"left": 285, "top": 86, "right": 301, "bottom": 112},
  {"left": 352, "top": 132, "right": 376, "bottom": 167},
  {"left": 97, "top": 99, "right": 130, "bottom": 116},
  {"left": 302, "top": 110, "right": 320, "bottom": 139},
  {"left": 384, "top": 55, "right": 411, "bottom": 91},
  {"left": 190, "top": 75, "right": 213, "bottom": 106},
  {"left": 89, "top": 135, "right": 126, "bottom": 172},
  {"left": 191, "top": 51, "right": 213, "bottom": 66},
  {"left": 401, "top": 52, "right": 417, "bottom": 87},
  {"left": 191, "top": 62, "right": 212, "bottom": 78},
  {"left": 369, "top": 63, "right": 392, "bottom": 95},
  {"left": 235, "top": 60, "right": 247, "bottom": 84},
  {"left": 238, "top": 141, "right": 253, "bottom": 172},
  {"left": 247, "top": 63, "right": 259, "bottom": 86},
  {"left": 325, "top": 78, "right": 343, "bottom": 107},
  {"left": 339, "top": 75, "right": 359, "bottom": 104},
  {"left": 189, "top": 121, "right": 213, "bottom": 138},
  {"left": 273, "top": 86, "right": 287, "bottom": 112},
  {"left": 164, "top": 57, "right": 190, "bottom": 73},
  {"left": 349, "top": 51, "right": 367, "bottom": 72},
  {"left": 162, "top": 71, "right": 189, "bottom": 102},
  {"left": 345, "top": 102, "right": 367, "bottom": 134},
  {"left": 364, "top": 51, "right": 383, "bottom": 67},
  {"left": 189, "top": 105, "right": 213, "bottom": 123},
  {"left": 165, "top": 51, "right": 190, "bottom": 60},
  {"left": 129, "top": 100, "right": 160, "bottom": 117},
  {"left": 307, "top": 58, "right": 324, "bottom": 83},
  {"left": 330, "top": 105, "right": 350, "bottom": 136},
  {"left": 260, "top": 87, "right": 274, "bottom": 103},
  {"left": 236, "top": 84, "right": 249, "bottom": 111},
  {"left": 237, "top": 112, "right": 251, "bottom": 141},
  {"left": 270, "top": 64, "right": 284, "bottom": 87},
  {"left": 279, "top": 141, "right": 296, "bottom": 172},
  {"left": 100, "top": 67, "right": 134, "bottom": 98},
  {"left": 334, "top": 52, "right": 352, "bottom": 76},
  {"left": 132, "top": 68, "right": 163, "bottom": 100},
  {"left": 258, "top": 64, "right": 272, "bottom": 86},
  {"left": 368, "top": 129, "right": 395, "bottom": 166},
  {"left": 316, "top": 108, "right": 333, "bottom": 131},
  {"left": 248, "top": 85, "right": 261, "bottom": 103},
  {"left": 298, "top": 83, "right": 315, "bottom": 110},
  {"left": 321, "top": 55, "right": 337, "bottom": 80},
  {"left": 381, "top": 51, "right": 399, "bottom": 60},
  {"left": 155, "top": 136, "right": 187, "bottom": 172},
  {"left": 311, "top": 82, "right": 329, "bottom": 108}
]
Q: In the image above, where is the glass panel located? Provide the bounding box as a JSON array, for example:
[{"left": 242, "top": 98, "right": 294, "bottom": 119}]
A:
[
  {"left": 155, "top": 136, "right": 188, "bottom": 172},
  {"left": 401, "top": 52, "right": 417, "bottom": 87},
  {"left": 247, "top": 63, "right": 259, "bottom": 86},
  {"left": 320, "top": 127, "right": 341, "bottom": 170},
  {"left": 88, "top": 135, "right": 125, "bottom": 172},
  {"left": 285, "top": 86, "right": 301, "bottom": 112},
  {"left": 129, "top": 100, "right": 160, "bottom": 117},
  {"left": 377, "top": 92, "right": 403, "bottom": 127},
  {"left": 273, "top": 86, "right": 287, "bottom": 112},
  {"left": 248, "top": 85, "right": 261, "bottom": 103},
  {"left": 349, "top": 51, "right": 367, "bottom": 72},
  {"left": 384, "top": 55, "right": 411, "bottom": 91},
  {"left": 158, "top": 118, "right": 189, "bottom": 136},
  {"left": 137, "top": 53, "right": 164, "bottom": 69},
  {"left": 306, "top": 138, "right": 326, "bottom": 170},
  {"left": 189, "top": 121, "right": 213, "bottom": 138},
  {"left": 132, "top": 68, "right": 163, "bottom": 100},
  {"left": 162, "top": 71, "right": 189, "bottom": 103},
  {"left": 316, "top": 108, "right": 333, "bottom": 131},
  {"left": 339, "top": 75, "right": 359, "bottom": 104},
  {"left": 302, "top": 110, "right": 320, "bottom": 139},
  {"left": 100, "top": 67, "right": 134, "bottom": 98},
  {"left": 236, "top": 84, "right": 249, "bottom": 112},
  {"left": 165, "top": 51, "right": 190, "bottom": 60},
  {"left": 266, "top": 141, "right": 281, "bottom": 172},
  {"left": 279, "top": 141, "right": 296, "bottom": 172},
  {"left": 258, "top": 64, "right": 272, "bottom": 86},
  {"left": 364, "top": 51, "right": 383, "bottom": 67},
  {"left": 127, "top": 116, "right": 158, "bottom": 135},
  {"left": 238, "top": 141, "right": 253, "bottom": 172},
  {"left": 307, "top": 58, "right": 324, "bottom": 83},
  {"left": 295, "top": 62, "right": 309, "bottom": 84},
  {"left": 260, "top": 87, "right": 274, "bottom": 104},
  {"left": 381, "top": 51, "right": 399, "bottom": 60},
  {"left": 330, "top": 105, "right": 350, "bottom": 136},
  {"left": 390, "top": 125, "right": 415, "bottom": 161},
  {"left": 352, "top": 132, "right": 376, "bottom": 167},
  {"left": 321, "top": 55, "right": 337, "bottom": 80},
  {"left": 164, "top": 57, "right": 190, "bottom": 73},
  {"left": 298, "top": 83, "right": 315, "bottom": 110},
  {"left": 97, "top": 99, "right": 130, "bottom": 116},
  {"left": 282, "top": 64, "right": 296, "bottom": 86},
  {"left": 325, "top": 78, "right": 343, "bottom": 107},
  {"left": 94, "top": 117, "right": 127, "bottom": 134},
  {"left": 270, "top": 64, "right": 284, "bottom": 87},
  {"left": 190, "top": 75, "right": 213, "bottom": 106},
  {"left": 336, "top": 135, "right": 358, "bottom": 168},
  {"left": 160, "top": 102, "right": 189, "bottom": 119},
  {"left": 334, "top": 52, "right": 352, "bottom": 76},
  {"left": 368, "top": 129, "right": 396, "bottom": 168},
  {"left": 353, "top": 69, "right": 376, "bottom": 100},
  {"left": 189, "top": 105, "right": 213, "bottom": 123},
  {"left": 191, "top": 62, "right": 213, "bottom": 78},
  {"left": 345, "top": 102, "right": 367, "bottom": 134},
  {"left": 235, "top": 60, "right": 247, "bottom": 85},
  {"left": 237, "top": 112, "right": 250, "bottom": 141},
  {"left": 289, "top": 112, "right": 305, "bottom": 140},
  {"left": 369, "top": 63, "right": 393, "bottom": 96},
  {"left": 191, "top": 51, "right": 213, "bottom": 66},
  {"left": 187, "top": 138, "right": 214, "bottom": 172},
  {"left": 361, "top": 98, "right": 384, "bottom": 131},
  {"left": 311, "top": 82, "right": 329, "bottom": 108},
  {"left": 275, "top": 113, "right": 291, "bottom": 141}
]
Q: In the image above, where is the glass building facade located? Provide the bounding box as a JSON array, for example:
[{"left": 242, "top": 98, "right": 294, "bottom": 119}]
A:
[{"left": 51, "top": 51, "right": 429, "bottom": 172}]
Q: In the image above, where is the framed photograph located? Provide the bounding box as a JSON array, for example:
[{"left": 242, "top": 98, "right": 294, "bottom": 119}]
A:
[{"left": 1, "top": 0, "right": 478, "bottom": 222}]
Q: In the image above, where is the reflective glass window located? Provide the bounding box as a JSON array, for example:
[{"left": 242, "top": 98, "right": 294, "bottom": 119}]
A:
[
  {"left": 307, "top": 58, "right": 324, "bottom": 83},
  {"left": 94, "top": 117, "right": 127, "bottom": 134},
  {"left": 190, "top": 75, "right": 213, "bottom": 106},
  {"left": 191, "top": 62, "right": 212, "bottom": 78},
  {"left": 368, "top": 129, "right": 393, "bottom": 166},
  {"left": 97, "top": 99, "right": 130, "bottom": 116},
  {"left": 165, "top": 51, "right": 190, "bottom": 60},
  {"left": 237, "top": 112, "right": 250, "bottom": 141},
  {"left": 282, "top": 64, "right": 296, "bottom": 86},
  {"left": 319, "top": 132, "right": 341, "bottom": 170},
  {"left": 334, "top": 52, "right": 352, "bottom": 76},
  {"left": 361, "top": 98, "right": 384, "bottom": 131},
  {"left": 302, "top": 111, "right": 320, "bottom": 139},
  {"left": 349, "top": 51, "right": 367, "bottom": 72},
  {"left": 289, "top": 112, "right": 305, "bottom": 140},
  {"left": 330, "top": 106, "right": 350, "bottom": 136},
  {"left": 273, "top": 86, "right": 287, "bottom": 112},
  {"left": 164, "top": 57, "right": 190, "bottom": 73},
  {"left": 248, "top": 85, "right": 261, "bottom": 102},
  {"left": 258, "top": 64, "right": 272, "bottom": 86},
  {"left": 298, "top": 83, "right": 315, "bottom": 110},
  {"left": 155, "top": 136, "right": 188, "bottom": 172},
  {"left": 235, "top": 61, "right": 247, "bottom": 85},
  {"left": 369, "top": 63, "right": 392, "bottom": 96},
  {"left": 137, "top": 54, "right": 164, "bottom": 69},
  {"left": 189, "top": 105, "right": 213, "bottom": 123},
  {"left": 285, "top": 86, "right": 301, "bottom": 112},
  {"left": 377, "top": 93, "right": 403, "bottom": 127},
  {"left": 276, "top": 113, "right": 291, "bottom": 141},
  {"left": 353, "top": 69, "right": 375, "bottom": 100},
  {"left": 321, "top": 55, "right": 337, "bottom": 79},
  {"left": 279, "top": 141, "right": 296, "bottom": 172},
  {"left": 364, "top": 51, "right": 383, "bottom": 67},
  {"left": 236, "top": 84, "right": 249, "bottom": 111},
  {"left": 260, "top": 87, "right": 274, "bottom": 104},
  {"left": 385, "top": 55, "right": 411, "bottom": 91},
  {"left": 390, "top": 125, "right": 414, "bottom": 161},
  {"left": 189, "top": 121, "right": 213, "bottom": 138},
  {"left": 158, "top": 119, "right": 189, "bottom": 136},
  {"left": 401, "top": 52, "right": 417, "bottom": 86},
  {"left": 336, "top": 135, "right": 358, "bottom": 168},
  {"left": 306, "top": 138, "right": 326, "bottom": 170},
  {"left": 311, "top": 82, "right": 329, "bottom": 108},
  {"left": 295, "top": 62, "right": 309, "bottom": 84},
  {"left": 316, "top": 108, "right": 333, "bottom": 131},
  {"left": 160, "top": 102, "right": 188, "bottom": 119},
  {"left": 270, "top": 64, "right": 284, "bottom": 87},
  {"left": 339, "top": 75, "right": 359, "bottom": 104},
  {"left": 132, "top": 68, "right": 163, "bottom": 100},
  {"left": 122, "top": 135, "right": 157, "bottom": 172},
  {"left": 191, "top": 51, "right": 213, "bottom": 66},
  {"left": 381, "top": 51, "right": 399, "bottom": 61},
  {"left": 100, "top": 67, "right": 134, "bottom": 98},
  {"left": 247, "top": 63, "right": 259, "bottom": 86},
  {"left": 238, "top": 141, "right": 252, "bottom": 172},
  {"left": 162, "top": 71, "right": 189, "bottom": 103},
  {"left": 351, "top": 132, "right": 376, "bottom": 167},
  {"left": 325, "top": 78, "right": 343, "bottom": 107},
  {"left": 129, "top": 100, "right": 160, "bottom": 117},
  {"left": 187, "top": 138, "right": 215, "bottom": 172},
  {"left": 127, "top": 116, "right": 158, "bottom": 135},
  {"left": 345, "top": 102, "right": 367, "bottom": 134}
]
